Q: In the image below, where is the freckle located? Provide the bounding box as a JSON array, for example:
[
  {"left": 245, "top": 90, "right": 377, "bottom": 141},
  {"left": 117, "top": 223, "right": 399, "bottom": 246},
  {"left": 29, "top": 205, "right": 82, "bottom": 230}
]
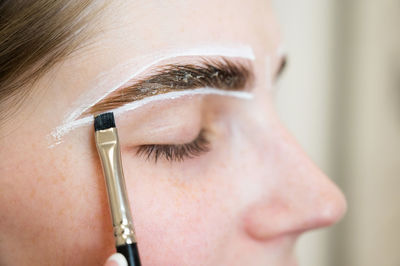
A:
[
  {"left": 58, "top": 208, "right": 65, "bottom": 216},
  {"left": 63, "top": 155, "right": 68, "bottom": 164},
  {"left": 60, "top": 174, "right": 67, "bottom": 182},
  {"left": 51, "top": 177, "right": 58, "bottom": 185},
  {"left": 29, "top": 188, "right": 36, "bottom": 199},
  {"left": 168, "top": 176, "right": 189, "bottom": 190},
  {"left": 166, "top": 176, "right": 201, "bottom": 202}
]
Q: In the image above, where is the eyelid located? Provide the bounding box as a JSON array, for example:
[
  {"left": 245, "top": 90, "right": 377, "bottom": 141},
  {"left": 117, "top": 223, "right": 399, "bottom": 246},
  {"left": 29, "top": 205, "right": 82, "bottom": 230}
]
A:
[
  {"left": 116, "top": 95, "right": 204, "bottom": 145},
  {"left": 135, "top": 129, "right": 210, "bottom": 163}
]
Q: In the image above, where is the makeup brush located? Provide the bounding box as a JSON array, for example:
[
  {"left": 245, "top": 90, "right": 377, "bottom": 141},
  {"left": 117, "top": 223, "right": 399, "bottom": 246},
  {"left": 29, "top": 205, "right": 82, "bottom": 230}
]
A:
[{"left": 94, "top": 112, "right": 141, "bottom": 266}]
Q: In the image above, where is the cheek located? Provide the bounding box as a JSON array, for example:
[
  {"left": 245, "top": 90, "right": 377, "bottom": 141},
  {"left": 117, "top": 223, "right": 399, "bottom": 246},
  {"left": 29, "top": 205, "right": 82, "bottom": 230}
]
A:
[
  {"left": 120, "top": 121, "right": 266, "bottom": 266},
  {"left": 123, "top": 153, "right": 242, "bottom": 265},
  {"left": 113, "top": 122, "right": 281, "bottom": 264},
  {"left": 0, "top": 138, "right": 115, "bottom": 264}
]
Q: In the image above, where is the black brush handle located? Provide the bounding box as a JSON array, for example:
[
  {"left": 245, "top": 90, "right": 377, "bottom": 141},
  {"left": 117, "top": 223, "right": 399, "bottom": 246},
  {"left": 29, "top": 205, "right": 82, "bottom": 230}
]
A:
[{"left": 117, "top": 243, "right": 141, "bottom": 266}]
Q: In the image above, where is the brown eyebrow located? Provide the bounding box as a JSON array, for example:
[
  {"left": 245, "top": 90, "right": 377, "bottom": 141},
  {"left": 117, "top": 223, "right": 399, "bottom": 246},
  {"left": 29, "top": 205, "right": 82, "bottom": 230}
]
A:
[
  {"left": 275, "top": 55, "right": 287, "bottom": 80},
  {"left": 82, "top": 58, "right": 254, "bottom": 117}
]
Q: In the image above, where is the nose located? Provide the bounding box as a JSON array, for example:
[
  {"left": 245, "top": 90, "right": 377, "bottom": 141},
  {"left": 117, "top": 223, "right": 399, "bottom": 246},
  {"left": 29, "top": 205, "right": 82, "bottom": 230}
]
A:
[{"left": 241, "top": 120, "right": 347, "bottom": 241}]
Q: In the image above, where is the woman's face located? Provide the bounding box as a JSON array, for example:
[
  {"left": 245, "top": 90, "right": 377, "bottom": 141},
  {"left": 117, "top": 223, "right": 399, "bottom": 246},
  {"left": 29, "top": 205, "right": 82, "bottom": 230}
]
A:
[{"left": 0, "top": 1, "right": 346, "bottom": 265}]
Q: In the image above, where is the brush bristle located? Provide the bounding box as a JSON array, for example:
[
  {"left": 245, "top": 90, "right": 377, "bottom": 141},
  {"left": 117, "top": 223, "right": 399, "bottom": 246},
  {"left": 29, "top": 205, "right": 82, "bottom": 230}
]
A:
[{"left": 94, "top": 112, "right": 116, "bottom": 131}]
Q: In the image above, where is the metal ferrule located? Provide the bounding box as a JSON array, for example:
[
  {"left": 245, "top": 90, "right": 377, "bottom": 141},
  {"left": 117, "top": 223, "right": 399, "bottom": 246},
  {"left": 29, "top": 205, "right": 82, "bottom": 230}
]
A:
[{"left": 95, "top": 128, "right": 136, "bottom": 246}]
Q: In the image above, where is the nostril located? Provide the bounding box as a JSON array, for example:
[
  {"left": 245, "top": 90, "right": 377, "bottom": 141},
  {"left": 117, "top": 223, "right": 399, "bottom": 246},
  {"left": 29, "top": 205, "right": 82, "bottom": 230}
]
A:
[{"left": 242, "top": 199, "right": 295, "bottom": 241}]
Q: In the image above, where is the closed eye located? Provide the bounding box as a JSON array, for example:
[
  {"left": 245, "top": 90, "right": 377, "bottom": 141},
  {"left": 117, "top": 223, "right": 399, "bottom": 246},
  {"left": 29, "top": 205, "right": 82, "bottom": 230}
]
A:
[{"left": 135, "top": 129, "right": 210, "bottom": 163}]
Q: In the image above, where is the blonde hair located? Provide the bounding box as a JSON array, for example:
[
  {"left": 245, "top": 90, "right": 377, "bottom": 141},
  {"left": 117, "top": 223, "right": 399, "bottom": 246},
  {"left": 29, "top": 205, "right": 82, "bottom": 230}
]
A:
[{"left": 0, "top": 0, "right": 104, "bottom": 121}]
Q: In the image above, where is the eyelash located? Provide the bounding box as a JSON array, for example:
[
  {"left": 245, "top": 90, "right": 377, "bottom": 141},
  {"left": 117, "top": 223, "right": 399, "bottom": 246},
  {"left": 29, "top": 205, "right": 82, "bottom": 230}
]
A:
[{"left": 136, "top": 129, "right": 210, "bottom": 163}]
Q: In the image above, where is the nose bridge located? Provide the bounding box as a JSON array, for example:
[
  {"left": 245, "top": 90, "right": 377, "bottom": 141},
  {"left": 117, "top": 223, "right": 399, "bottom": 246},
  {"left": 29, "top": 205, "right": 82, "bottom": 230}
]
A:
[{"left": 241, "top": 119, "right": 347, "bottom": 240}]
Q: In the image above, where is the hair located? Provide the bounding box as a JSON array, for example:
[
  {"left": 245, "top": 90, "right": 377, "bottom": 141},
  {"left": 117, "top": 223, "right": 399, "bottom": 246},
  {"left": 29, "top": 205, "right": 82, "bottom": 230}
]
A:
[{"left": 0, "top": 0, "right": 104, "bottom": 121}]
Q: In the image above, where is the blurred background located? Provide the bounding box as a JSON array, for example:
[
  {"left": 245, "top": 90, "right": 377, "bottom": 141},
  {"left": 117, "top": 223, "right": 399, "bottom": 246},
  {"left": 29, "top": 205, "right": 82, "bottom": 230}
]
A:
[{"left": 271, "top": 0, "right": 400, "bottom": 266}]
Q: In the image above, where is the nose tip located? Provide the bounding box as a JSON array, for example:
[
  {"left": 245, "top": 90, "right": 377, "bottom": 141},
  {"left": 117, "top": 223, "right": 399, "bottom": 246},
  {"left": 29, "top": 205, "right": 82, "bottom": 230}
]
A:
[
  {"left": 236, "top": 114, "right": 349, "bottom": 241},
  {"left": 241, "top": 126, "right": 348, "bottom": 241},
  {"left": 242, "top": 174, "right": 347, "bottom": 241},
  {"left": 312, "top": 181, "right": 347, "bottom": 228},
  {"left": 282, "top": 166, "right": 349, "bottom": 236}
]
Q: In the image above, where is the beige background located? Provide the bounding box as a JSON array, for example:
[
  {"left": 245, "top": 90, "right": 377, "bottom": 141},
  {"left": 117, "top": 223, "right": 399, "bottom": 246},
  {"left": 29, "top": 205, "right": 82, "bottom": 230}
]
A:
[{"left": 272, "top": 0, "right": 400, "bottom": 265}]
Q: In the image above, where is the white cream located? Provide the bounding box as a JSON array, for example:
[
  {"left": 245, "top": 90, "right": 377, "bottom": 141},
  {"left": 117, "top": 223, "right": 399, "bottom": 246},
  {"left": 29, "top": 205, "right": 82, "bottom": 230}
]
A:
[
  {"left": 276, "top": 43, "right": 287, "bottom": 59},
  {"left": 49, "top": 44, "right": 256, "bottom": 146},
  {"left": 49, "top": 88, "right": 253, "bottom": 146},
  {"left": 63, "top": 44, "right": 255, "bottom": 128}
]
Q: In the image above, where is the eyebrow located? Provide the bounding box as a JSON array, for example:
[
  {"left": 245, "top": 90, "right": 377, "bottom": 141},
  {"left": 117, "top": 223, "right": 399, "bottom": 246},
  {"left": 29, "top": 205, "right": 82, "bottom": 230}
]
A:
[
  {"left": 276, "top": 56, "right": 287, "bottom": 79},
  {"left": 81, "top": 58, "right": 255, "bottom": 117}
]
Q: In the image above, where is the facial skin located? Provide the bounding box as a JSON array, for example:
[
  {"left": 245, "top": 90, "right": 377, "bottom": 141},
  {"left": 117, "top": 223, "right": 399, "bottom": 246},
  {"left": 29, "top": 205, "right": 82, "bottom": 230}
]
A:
[{"left": 0, "top": 1, "right": 346, "bottom": 265}]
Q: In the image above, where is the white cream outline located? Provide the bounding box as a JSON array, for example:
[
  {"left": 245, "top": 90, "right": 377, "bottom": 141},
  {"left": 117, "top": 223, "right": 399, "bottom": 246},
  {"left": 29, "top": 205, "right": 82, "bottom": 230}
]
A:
[
  {"left": 49, "top": 88, "right": 253, "bottom": 147},
  {"left": 63, "top": 44, "right": 255, "bottom": 126},
  {"left": 49, "top": 44, "right": 255, "bottom": 145},
  {"left": 276, "top": 43, "right": 287, "bottom": 59}
]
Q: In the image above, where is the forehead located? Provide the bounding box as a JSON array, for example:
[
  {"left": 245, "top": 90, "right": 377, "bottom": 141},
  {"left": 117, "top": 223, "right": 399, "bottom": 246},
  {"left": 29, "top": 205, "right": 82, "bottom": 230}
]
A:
[
  {"left": 38, "top": 0, "right": 281, "bottom": 140},
  {"left": 67, "top": 0, "right": 281, "bottom": 97},
  {"left": 94, "top": 0, "right": 281, "bottom": 53}
]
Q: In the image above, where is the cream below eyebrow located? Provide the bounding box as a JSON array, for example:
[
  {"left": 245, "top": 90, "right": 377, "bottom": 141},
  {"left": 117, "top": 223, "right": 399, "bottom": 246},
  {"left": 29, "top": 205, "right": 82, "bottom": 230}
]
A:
[{"left": 48, "top": 88, "right": 253, "bottom": 147}]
